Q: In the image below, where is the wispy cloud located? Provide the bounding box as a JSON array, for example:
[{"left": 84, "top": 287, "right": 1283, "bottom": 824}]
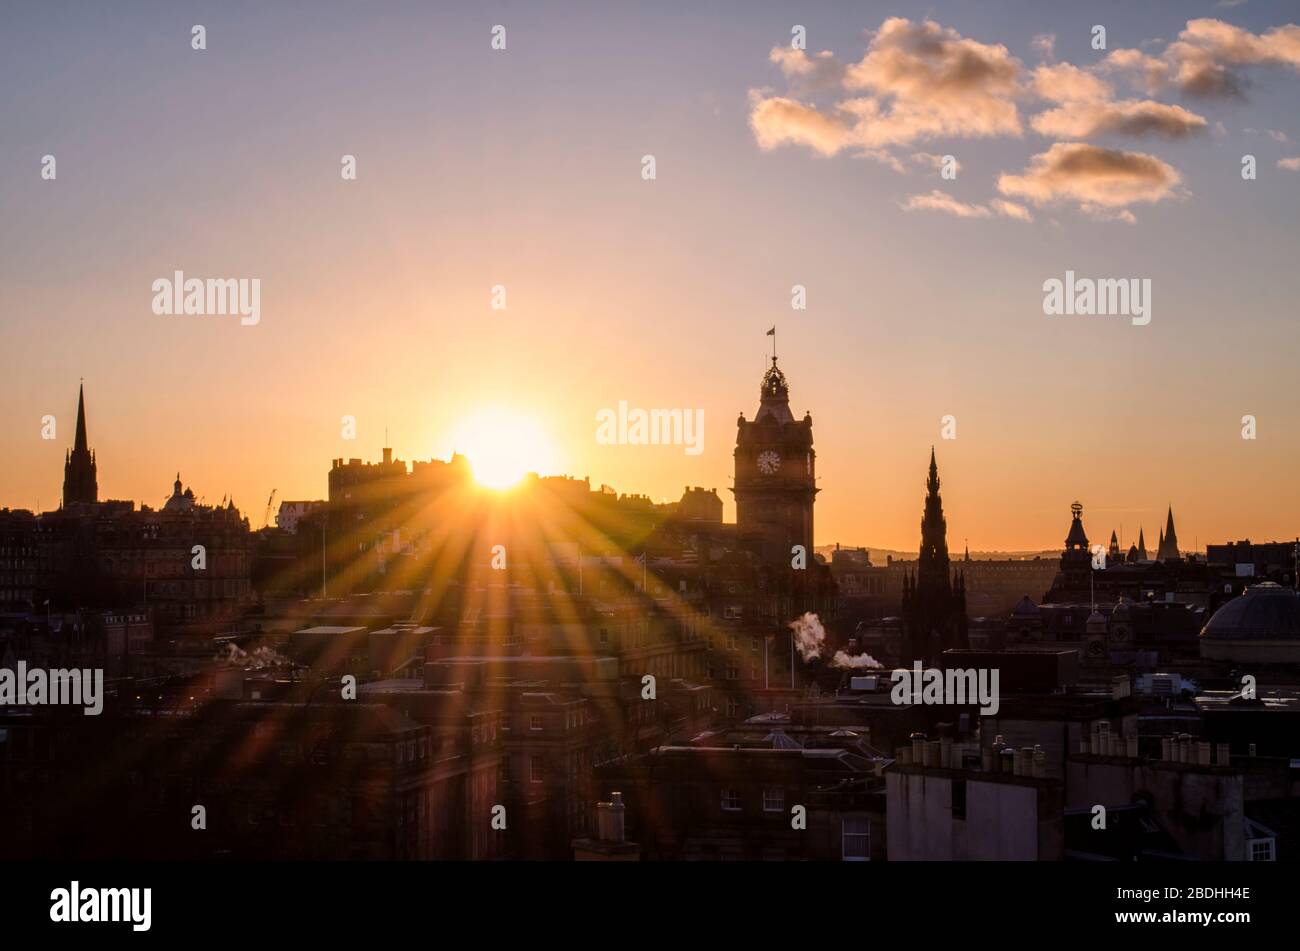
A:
[{"left": 901, "top": 189, "right": 1032, "bottom": 221}]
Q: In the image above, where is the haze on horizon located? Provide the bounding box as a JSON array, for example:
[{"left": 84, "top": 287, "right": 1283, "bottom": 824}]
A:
[{"left": 2, "top": 2, "right": 1299, "bottom": 552}]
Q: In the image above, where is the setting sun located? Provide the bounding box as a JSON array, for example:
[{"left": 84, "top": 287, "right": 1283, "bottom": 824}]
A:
[{"left": 450, "top": 409, "right": 556, "bottom": 490}]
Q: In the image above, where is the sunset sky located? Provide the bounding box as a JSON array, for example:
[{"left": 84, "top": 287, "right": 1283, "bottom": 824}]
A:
[{"left": 2, "top": 1, "right": 1299, "bottom": 552}]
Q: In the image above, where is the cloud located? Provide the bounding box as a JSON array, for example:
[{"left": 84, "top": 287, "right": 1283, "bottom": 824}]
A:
[
  {"left": 990, "top": 198, "right": 1033, "bottom": 221},
  {"left": 1099, "top": 48, "right": 1172, "bottom": 94},
  {"left": 1083, "top": 206, "right": 1138, "bottom": 224},
  {"left": 1164, "top": 18, "right": 1300, "bottom": 96},
  {"left": 842, "top": 18, "right": 1024, "bottom": 144},
  {"left": 1245, "top": 126, "right": 1290, "bottom": 141},
  {"left": 748, "top": 17, "right": 1029, "bottom": 161},
  {"left": 997, "top": 142, "right": 1182, "bottom": 218},
  {"left": 1031, "top": 99, "right": 1207, "bottom": 139},
  {"left": 858, "top": 149, "right": 909, "bottom": 174},
  {"left": 910, "top": 151, "right": 961, "bottom": 174},
  {"left": 1278, "top": 156, "right": 1300, "bottom": 170},
  {"left": 901, "top": 189, "right": 1032, "bottom": 221},
  {"left": 749, "top": 93, "right": 853, "bottom": 156},
  {"left": 1032, "top": 63, "right": 1113, "bottom": 103},
  {"left": 902, "top": 189, "right": 990, "bottom": 217},
  {"left": 749, "top": 14, "right": 1296, "bottom": 223},
  {"left": 1029, "top": 62, "right": 1207, "bottom": 140},
  {"left": 768, "top": 46, "right": 848, "bottom": 92}
]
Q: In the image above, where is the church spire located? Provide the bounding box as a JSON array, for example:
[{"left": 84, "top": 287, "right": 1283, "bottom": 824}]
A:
[
  {"left": 62, "top": 381, "right": 98, "bottom": 507},
  {"left": 74, "top": 382, "right": 89, "bottom": 454},
  {"left": 1157, "top": 505, "right": 1180, "bottom": 560}
]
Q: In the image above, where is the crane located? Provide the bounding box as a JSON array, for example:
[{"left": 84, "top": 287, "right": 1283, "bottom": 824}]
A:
[{"left": 264, "top": 489, "right": 277, "bottom": 529}]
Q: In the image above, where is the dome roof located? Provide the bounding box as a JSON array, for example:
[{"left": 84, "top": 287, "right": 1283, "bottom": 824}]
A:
[
  {"left": 1012, "top": 595, "right": 1040, "bottom": 616},
  {"left": 1201, "top": 583, "right": 1300, "bottom": 641},
  {"left": 163, "top": 472, "right": 196, "bottom": 513}
]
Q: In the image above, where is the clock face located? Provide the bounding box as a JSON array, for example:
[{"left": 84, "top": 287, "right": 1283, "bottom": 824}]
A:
[{"left": 757, "top": 450, "right": 781, "bottom": 475}]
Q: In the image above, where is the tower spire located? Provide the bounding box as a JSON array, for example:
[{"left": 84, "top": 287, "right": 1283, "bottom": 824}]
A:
[
  {"left": 910, "top": 448, "right": 964, "bottom": 663},
  {"left": 74, "top": 382, "right": 89, "bottom": 454},
  {"left": 62, "top": 381, "right": 98, "bottom": 507},
  {"left": 1157, "top": 505, "right": 1179, "bottom": 560}
]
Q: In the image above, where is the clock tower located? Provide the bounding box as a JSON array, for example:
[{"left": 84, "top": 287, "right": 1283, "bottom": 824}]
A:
[{"left": 732, "top": 356, "right": 817, "bottom": 564}]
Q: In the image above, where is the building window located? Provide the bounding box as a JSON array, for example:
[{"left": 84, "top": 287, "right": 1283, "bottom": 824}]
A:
[
  {"left": 1249, "top": 838, "right": 1276, "bottom": 861},
  {"left": 599, "top": 628, "right": 609, "bottom": 644},
  {"left": 726, "top": 697, "right": 741, "bottom": 718},
  {"left": 721, "top": 789, "right": 742, "bottom": 811},
  {"left": 529, "top": 714, "right": 543, "bottom": 732},
  {"left": 763, "top": 788, "right": 784, "bottom": 812},
  {"left": 530, "top": 756, "right": 545, "bottom": 783},
  {"left": 842, "top": 817, "right": 870, "bottom": 861}
]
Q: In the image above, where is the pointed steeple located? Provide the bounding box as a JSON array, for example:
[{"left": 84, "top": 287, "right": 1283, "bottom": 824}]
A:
[
  {"left": 1136, "top": 527, "right": 1147, "bottom": 561},
  {"left": 74, "top": 382, "right": 89, "bottom": 454},
  {"left": 62, "top": 382, "right": 98, "bottom": 507},
  {"left": 1157, "top": 505, "right": 1180, "bottom": 560},
  {"left": 910, "top": 448, "right": 963, "bottom": 661},
  {"left": 918, "top": 448, "right": 950, "bottom": 575}
]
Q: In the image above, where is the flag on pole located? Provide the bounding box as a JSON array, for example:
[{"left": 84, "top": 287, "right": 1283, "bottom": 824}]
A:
[{"left": 766, "top": 327, "right": 775, "bottom": 336}]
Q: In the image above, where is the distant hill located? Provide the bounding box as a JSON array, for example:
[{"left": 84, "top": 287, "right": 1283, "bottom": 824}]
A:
[{"left": 817, "top": 545, "right": 1058, "bottom": 563}]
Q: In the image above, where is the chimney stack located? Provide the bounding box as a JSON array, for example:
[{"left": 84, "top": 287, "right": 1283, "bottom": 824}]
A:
[{"left": 595, "top": 792, "right": 627, "bottom": 843}]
